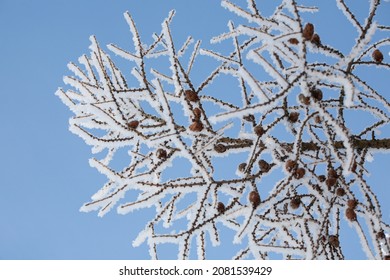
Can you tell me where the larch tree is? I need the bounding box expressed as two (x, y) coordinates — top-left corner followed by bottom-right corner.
(56, 0), (390, 259)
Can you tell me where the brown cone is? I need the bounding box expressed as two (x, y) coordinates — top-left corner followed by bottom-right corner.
(156, 148), (167, 159)
(345, 208), (357, 221)
(185, 89), (199, 102)
(310, 33), (321, 46)
(303, 23), (314, 40)
(214, 143), (227, 153)
(326, 177), (337, 188)
(127, 120), (139, 129)
(290, 197), (301, 209)
(217, 202), (225, 214)
(285, 160), (297, 172)
(372, 49), (383, 63)
(347, 199), (358, 209)
(288, 112), (299, 123)
(318, 175), (326, 182)
(310, 88), (323, 101)
(376, 231), (385, 240)
(294, 167), (306, 179)
(299, 94), (310, 105)
(328, 169), (338, 179)
(193, 108), (202, 120)
(238, 163), (247, 173)
(329, 235), (340, 247)
(288, 38), (299, 45)
(189, 121), (203, 132)
(258, 160), (270, 173)
(336, 187), (346, 196)
(254, 125), (265, 137)
(249, 191), (261, 208)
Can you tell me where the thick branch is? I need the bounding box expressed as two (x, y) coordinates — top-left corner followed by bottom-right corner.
(216, 137), (390, 152)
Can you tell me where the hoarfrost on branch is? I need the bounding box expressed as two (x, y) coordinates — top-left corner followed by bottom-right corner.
(56, 0), (390, 259)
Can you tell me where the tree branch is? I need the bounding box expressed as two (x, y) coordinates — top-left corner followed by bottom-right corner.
(216, 137), (390, 152)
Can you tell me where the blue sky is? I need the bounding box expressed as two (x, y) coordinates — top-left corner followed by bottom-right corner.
(0, 0), (389, 260)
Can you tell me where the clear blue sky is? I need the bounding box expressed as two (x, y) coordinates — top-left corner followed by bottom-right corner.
(0, 0), (389, 260)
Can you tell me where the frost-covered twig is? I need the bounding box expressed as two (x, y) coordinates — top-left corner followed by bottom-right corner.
(57, 1), (390, 259)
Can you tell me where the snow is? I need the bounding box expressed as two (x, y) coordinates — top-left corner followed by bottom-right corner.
(123, 12), (143, 57)
(107, 44), (141, 62)
(336, 0), (363, 32)
(246, 50), (289, 89)
(56, 0), (390, 260)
